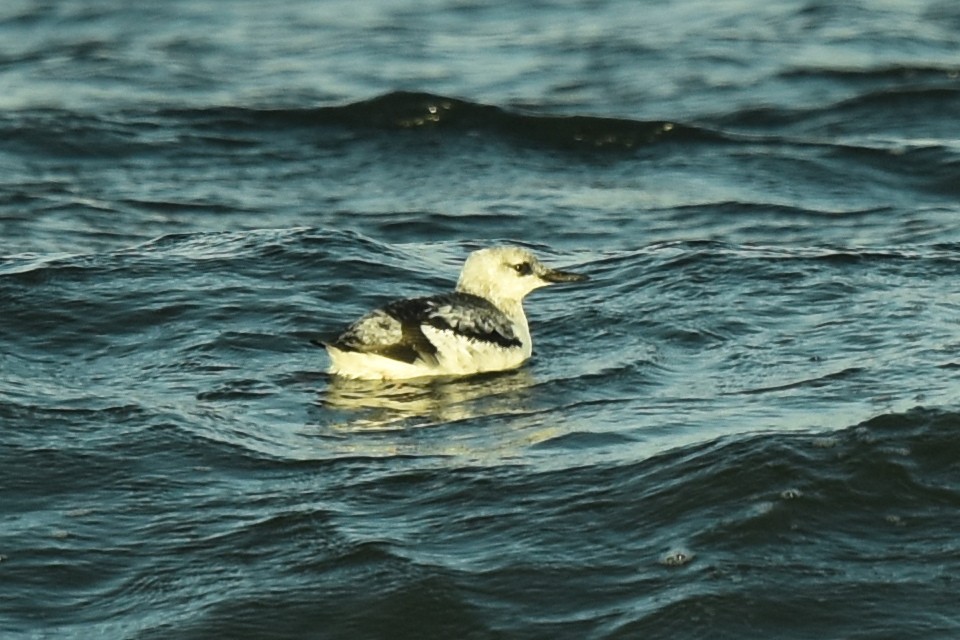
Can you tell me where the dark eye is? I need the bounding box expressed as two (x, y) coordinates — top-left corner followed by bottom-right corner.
(512, 262), (534, 276)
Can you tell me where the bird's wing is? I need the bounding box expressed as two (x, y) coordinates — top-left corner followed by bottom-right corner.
(327, 293), (520, 365)
(329, 297), (446, 365)
(420, 293), (522, 349)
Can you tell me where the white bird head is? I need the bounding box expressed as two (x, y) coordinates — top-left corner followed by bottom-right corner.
(455, 246), (587, 308)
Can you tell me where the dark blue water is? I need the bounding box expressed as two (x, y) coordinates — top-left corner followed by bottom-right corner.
(3, 1), (960, 638)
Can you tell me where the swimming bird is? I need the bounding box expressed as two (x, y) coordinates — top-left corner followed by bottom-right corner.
(322, 246), (587, 380)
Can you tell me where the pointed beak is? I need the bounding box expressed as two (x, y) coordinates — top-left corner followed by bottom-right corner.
(540, 267), (588, 284)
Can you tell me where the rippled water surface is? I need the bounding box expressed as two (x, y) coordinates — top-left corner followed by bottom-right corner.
(2, 1), (960, 638)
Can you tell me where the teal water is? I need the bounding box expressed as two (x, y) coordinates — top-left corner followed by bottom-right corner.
(2, 1), (960, 638)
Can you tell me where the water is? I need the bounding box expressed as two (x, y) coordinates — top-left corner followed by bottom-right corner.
(2, 0), (960, 638)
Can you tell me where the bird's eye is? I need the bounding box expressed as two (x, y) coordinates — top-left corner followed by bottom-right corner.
(512, 262), (534, 276)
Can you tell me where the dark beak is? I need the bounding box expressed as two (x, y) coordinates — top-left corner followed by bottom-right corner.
(540, 268), (588, 284)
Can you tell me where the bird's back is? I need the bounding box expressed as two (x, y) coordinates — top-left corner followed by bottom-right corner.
(326, 292), (529, 380)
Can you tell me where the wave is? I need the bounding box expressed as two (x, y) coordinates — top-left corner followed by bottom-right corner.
(715, 83), (960, 133)
(160, 90), (722, 150)
(0, 91), (715, 158)
(781, 63), (960, 84)
(5, 86), (960, 160)
(179, 407), (959, 637)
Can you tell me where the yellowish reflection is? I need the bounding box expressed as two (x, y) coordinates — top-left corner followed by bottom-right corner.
(320, 368), (537, 430)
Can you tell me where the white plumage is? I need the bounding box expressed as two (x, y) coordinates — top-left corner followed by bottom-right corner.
(322, 246), (587, 380)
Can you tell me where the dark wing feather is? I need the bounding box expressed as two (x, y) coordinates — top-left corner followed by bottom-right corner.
(420, 293), (521, 349)
(328, 299), (439, 365)
(327, 293), (520, 365)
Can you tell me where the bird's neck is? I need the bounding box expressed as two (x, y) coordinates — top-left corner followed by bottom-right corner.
(508, 302), (532, 356)
(495, 297), (527, 327)
(458, 283), (522, 318)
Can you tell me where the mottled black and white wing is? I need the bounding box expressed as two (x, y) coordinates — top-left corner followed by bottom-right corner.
(326, 292), (519, 366)
(421, 293), (521, 349)
(327, 304), (439, 365)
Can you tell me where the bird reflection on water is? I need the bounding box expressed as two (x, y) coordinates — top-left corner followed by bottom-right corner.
(319, 368), (539, 432)
(309, 368), (565, 462)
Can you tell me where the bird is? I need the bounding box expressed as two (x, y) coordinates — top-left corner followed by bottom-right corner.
(321, 246), (587, 380)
